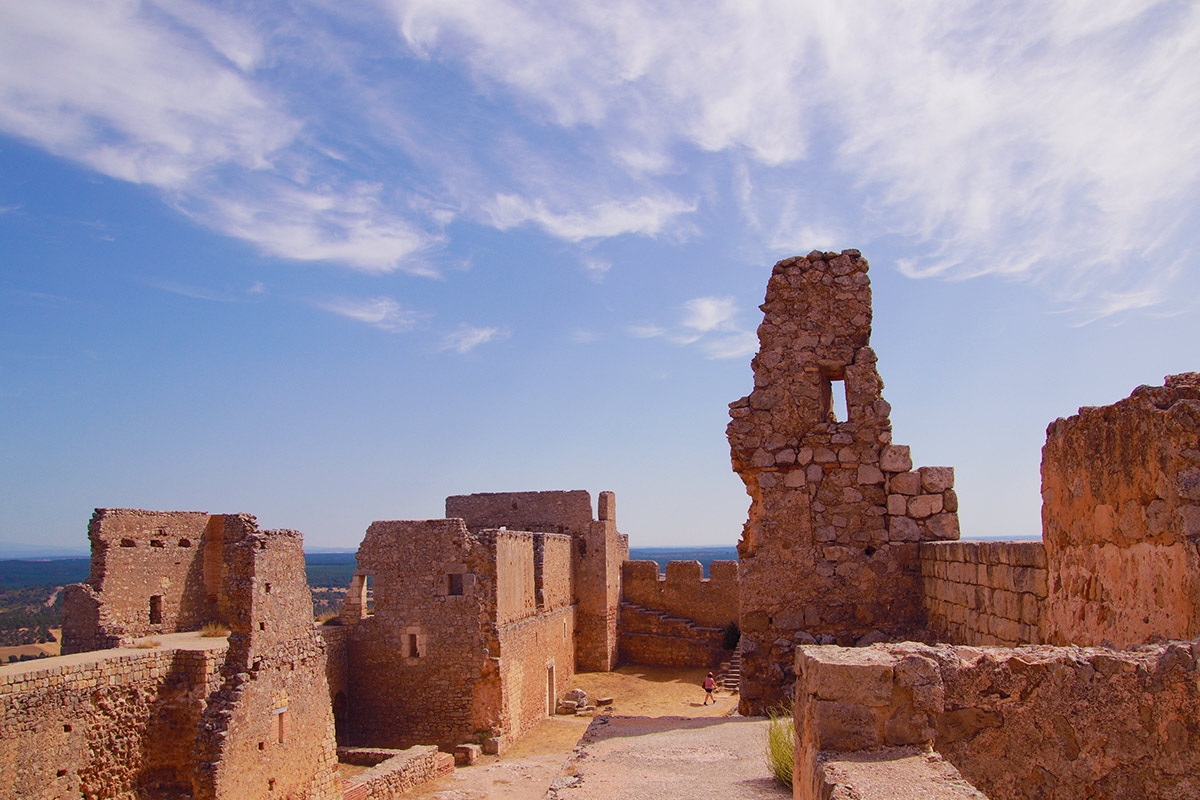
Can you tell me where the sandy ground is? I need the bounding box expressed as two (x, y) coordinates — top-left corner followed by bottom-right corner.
(397, 665), (785, 800)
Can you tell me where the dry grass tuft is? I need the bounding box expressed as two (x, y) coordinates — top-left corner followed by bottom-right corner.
(765, 701), (795, 790)
(200, 622), (231, 638)
(131, 639), (161, 649)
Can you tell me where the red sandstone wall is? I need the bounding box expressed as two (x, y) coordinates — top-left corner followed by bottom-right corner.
(63, 509), (215, 651)
(536, 533), (573, 611)
(0, 646), (225, 800)
(196, 527), (339, 800)
(620, 559), (739, 629)
(728, 250), (960, 714)
(446, 490), (594, 535)
(921, 542), (1047, 646)
(496, 606), (576, 747)
(345, 519), (497, 751)
(794, 641), (1200, 800)
(1041, 374), (1200, 648)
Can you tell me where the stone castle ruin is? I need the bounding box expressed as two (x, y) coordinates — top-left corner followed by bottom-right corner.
(728, 249), (960, 713)
(730, 250), (1200, 799)
(324, 490), (627, 752)
(3, 490), (737, 799)
(5, 248), (1200, 800)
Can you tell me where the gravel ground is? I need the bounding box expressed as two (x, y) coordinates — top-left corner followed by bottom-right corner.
(397, 666), (786, 800)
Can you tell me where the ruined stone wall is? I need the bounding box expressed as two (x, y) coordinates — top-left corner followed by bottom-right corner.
(495, 606), (576, 747)
(317, 623), (351, 742)
(921, 542), (1047, 646)
(536, 532), (574, 611)
(794, 641), (1200, 800)
(1041, 374), (1200, 648)
(621, 560), (739, 629)
(617, 602), (725, 668)
(496, 531), (537, 626)
(340, 746), (454, 800)
(343, 519), (499, 751)
(62, 509), (219, 653)
(195, 526), (339, 800)
(729, 250), (959, 714)
(446, 489), (623, 672)
(447, 490), (595, 535)
(0, 644), (225, 800)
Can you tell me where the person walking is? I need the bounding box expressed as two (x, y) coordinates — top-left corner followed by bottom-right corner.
(703, 671), (716, 705)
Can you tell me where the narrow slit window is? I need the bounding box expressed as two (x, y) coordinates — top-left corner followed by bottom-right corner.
(448, 573), (464, 596)
(408, 633), (419, 658)
(831, 379), (849, 422)
(149, 595), (163, 624)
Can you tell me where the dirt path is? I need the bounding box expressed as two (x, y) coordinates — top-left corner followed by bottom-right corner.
(399, 665), (785, 800)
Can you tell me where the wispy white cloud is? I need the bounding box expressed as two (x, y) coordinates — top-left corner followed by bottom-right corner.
(439, 324), (510, 354)
(315, 296), (427, 332)
(0, 2), (441, 274)
(628, 323), (665, 339)
(630, 296), (755, 359)
(389, 0), (1200, 315)
(484, 193), (694, 242)
(582, 258), (611, 283)
(148, 279), (242, 303)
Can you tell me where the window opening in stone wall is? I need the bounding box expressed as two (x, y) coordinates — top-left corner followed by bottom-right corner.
(264, 582), (272, 594)
(150, 539), (164, 548)
(120, 538), (136, 548)
(547, 664), (556, 716)
(407, 633), (419, 658)
(820, 370), (850, 422)
(178, 538), (191, 547)
(275, 709), (287, 744)
(448, 573), (464, 596)
(149, 595), (162, 624)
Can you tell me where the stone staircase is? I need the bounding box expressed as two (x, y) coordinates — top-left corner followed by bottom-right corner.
(617, 601), (726, 668)
(718, 639), (742, 693)
(715, 638), (734, 695)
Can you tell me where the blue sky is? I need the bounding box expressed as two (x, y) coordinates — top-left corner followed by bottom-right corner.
(2, 1), (1199, 553)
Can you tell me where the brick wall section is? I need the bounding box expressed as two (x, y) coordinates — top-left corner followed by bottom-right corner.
(194, 526), (340, 800)
(621, 560), (739, 628)
(343, 519), (496, 751)
(728, 250), (960, 714)
(1041, 373), (1200, 648)
(0, 643), (225, 800)
(617, 603), (724, 668)
(339, 746), (454, 800)
(536, 533), (574, 611)
(496, 605), (575, 744)
(794, 641), (1200, 800)
(445, 489), (625, 672)
(920, 542), (1048, 646)
(62, 509), (219, 652)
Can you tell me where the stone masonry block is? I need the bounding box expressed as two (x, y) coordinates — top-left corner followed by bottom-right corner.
(880, 446), (914, 473)
(812, 701), (883, 752)
(887, 495), (908, 515)
(908, 494), (943, 519)
(889, 471), (922, 495)
(920, 467), (955, 493)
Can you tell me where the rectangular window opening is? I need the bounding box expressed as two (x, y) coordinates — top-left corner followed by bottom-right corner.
(832, 378), (849, 422)
(408, 633), (419, 658)
(275, 709), (287, 744)
(448, 573), (464, 596)
(149, 595), (163, 625)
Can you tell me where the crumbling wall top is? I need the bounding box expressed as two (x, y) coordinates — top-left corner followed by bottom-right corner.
(446, 490), (597, 535)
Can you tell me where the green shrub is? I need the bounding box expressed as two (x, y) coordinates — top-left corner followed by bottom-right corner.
(765, 702), (795, 790)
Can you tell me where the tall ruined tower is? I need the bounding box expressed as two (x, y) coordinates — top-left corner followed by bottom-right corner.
(728, 250), (960, 713)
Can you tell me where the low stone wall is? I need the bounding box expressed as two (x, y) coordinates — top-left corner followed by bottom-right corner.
(339, 745), (454, 800)
(920, 541), (1047, 646)
(0, 643), (225, 800)
(794, 641), (1200, 800)
(617, 602), (725, 668)
(621, 560), (739, 629)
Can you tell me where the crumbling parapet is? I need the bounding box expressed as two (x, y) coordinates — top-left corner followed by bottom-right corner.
(1041, 373), (1200, 648)
(795, 641), (1200, 800)
(729, 250), (959, 714)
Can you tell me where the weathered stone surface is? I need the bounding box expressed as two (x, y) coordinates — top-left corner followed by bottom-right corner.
(727, 251), (960, 714)
(1041, 374), (1200, 648)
